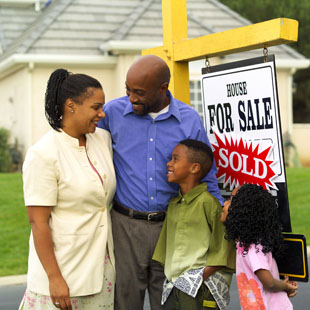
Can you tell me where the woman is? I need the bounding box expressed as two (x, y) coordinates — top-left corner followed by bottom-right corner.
(19, 69), (116, 310)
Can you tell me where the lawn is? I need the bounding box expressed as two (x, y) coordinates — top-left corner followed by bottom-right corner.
(0, 169), (309, 276)
(286, 168), (310, 238)
(0, 173), (29, 276)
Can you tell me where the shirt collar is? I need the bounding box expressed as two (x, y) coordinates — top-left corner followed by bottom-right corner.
(55, 129), (90, 149)
(177, 183), (208, 204)
(123, 91), (181, 123)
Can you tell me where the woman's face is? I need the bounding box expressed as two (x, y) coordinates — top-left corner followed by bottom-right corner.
(73, 87), (105, 135)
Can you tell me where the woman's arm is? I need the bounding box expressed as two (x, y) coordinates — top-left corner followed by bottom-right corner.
(255, 269), (298, 296)
(27, 206), (72, 310)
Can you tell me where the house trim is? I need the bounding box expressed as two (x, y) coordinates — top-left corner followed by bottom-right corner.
(0, 54), (118, 80)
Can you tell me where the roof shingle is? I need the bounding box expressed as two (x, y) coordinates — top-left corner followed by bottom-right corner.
(0, 0), (307, 62)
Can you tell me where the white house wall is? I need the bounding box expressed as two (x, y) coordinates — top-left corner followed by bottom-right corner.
(292, 125), (310, 166)
(29, 66), (117, 147)
(276, 69), (290, 135)
(0, 58), (309, 167)
(112, 54), (140, 98)
(0, 67), (31, 154)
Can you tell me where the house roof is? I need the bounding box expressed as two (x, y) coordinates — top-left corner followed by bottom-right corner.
(0, 0), (308, 67)
(0, 0), (48, 53)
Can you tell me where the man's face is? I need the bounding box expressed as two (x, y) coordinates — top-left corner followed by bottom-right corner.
(125, 69), (167, 116)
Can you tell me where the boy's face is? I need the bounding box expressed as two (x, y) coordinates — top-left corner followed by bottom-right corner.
(167, 144), (194, 184)
(220, 186), (240, 223)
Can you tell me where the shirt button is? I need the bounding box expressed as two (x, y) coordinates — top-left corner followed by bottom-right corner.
(101, 207), (106, 212)
(150, 196), (154, 200)
(182, 198), (185, 202)
(149, 177), (153, 181)
(149, 157), (152, 161)
(103, 174), (106, 179)
(93, 160), (97, 165)
(150, 138), (154, 142)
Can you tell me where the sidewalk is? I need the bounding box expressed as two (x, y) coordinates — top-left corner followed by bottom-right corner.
(0, 274), (26, 287)
(1, 247), (310, 287)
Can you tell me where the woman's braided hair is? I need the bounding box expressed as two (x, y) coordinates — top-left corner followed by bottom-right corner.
(45, 68), (102, 131)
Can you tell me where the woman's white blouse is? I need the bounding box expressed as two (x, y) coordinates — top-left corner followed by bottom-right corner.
(23, 128), (116, 297)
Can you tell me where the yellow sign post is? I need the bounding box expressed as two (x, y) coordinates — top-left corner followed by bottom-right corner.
(142, 0), (298, 105)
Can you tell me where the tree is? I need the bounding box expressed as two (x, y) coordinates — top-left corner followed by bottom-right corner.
(220, 0), (310, 123)
(0, 128), (12, 172)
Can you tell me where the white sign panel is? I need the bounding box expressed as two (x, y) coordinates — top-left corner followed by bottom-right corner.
(201, 56), (291, 231)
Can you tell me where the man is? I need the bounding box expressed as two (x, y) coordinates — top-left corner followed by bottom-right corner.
(98, 55), (224, 310)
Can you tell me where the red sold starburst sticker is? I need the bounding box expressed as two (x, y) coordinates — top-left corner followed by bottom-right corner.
(212, 133), (277, 191)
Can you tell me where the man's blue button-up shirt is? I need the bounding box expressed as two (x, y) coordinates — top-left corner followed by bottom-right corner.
(98, 93), (224, 212)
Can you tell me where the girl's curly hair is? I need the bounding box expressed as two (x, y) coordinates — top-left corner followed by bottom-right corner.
(224, 184), (285, 259)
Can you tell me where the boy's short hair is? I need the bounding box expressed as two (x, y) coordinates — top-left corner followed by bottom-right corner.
(179, 139), (214, 178)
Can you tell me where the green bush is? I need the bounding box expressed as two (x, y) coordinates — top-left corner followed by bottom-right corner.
(0, 128), (12, 172)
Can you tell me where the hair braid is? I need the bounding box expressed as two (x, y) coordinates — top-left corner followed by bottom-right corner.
(44, 68), (102, 131)
(45, 69), (69, 131)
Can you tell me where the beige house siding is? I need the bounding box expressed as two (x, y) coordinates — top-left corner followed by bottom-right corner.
(2, 55), (304, 166)
(27, 65), (118, 145)
(0, 1), (308, 166)
(0, 61), (309, 167)
(0, 68), (31, 154)
(277, 69), (292, 136)
(292, 125), (310, 166)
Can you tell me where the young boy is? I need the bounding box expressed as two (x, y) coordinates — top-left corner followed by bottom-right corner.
(153, 139), (236, 310)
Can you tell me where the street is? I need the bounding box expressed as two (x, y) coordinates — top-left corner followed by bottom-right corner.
(1, 269), (309, 310)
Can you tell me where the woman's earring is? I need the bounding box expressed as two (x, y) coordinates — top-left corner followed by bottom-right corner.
(71, 110), (74, 113)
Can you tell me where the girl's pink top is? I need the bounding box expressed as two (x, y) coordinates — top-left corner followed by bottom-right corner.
(236, 243), (293, 310)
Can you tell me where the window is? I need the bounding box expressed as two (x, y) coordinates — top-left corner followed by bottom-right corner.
(190, 80), (203, 120)
(292, 69), (310, 124)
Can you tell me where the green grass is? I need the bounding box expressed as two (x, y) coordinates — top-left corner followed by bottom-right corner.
(286, 167), (310, 240)
(0, 173), (30, 276)
(0, 169), (309, 276)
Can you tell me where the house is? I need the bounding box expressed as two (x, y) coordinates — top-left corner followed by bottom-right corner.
(0, 0), (309, 165)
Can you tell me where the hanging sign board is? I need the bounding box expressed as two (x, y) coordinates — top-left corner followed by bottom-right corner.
(201, 55), (291, 232)
(277, 234), (308, 282)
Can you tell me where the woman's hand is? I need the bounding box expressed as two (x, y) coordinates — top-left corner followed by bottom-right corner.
(49, 274), (72, 309)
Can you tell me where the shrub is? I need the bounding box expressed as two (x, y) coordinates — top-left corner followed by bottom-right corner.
(0, 128), (12, 172)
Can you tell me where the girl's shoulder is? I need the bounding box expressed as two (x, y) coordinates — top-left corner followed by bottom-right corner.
(237, 242), (263, 254)
(237, 242), (273, 259)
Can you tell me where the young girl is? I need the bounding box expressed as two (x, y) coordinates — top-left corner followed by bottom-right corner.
(224, 184), (298, 310)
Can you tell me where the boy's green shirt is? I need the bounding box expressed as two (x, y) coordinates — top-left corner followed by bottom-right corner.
(153, 183), (235, 282)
